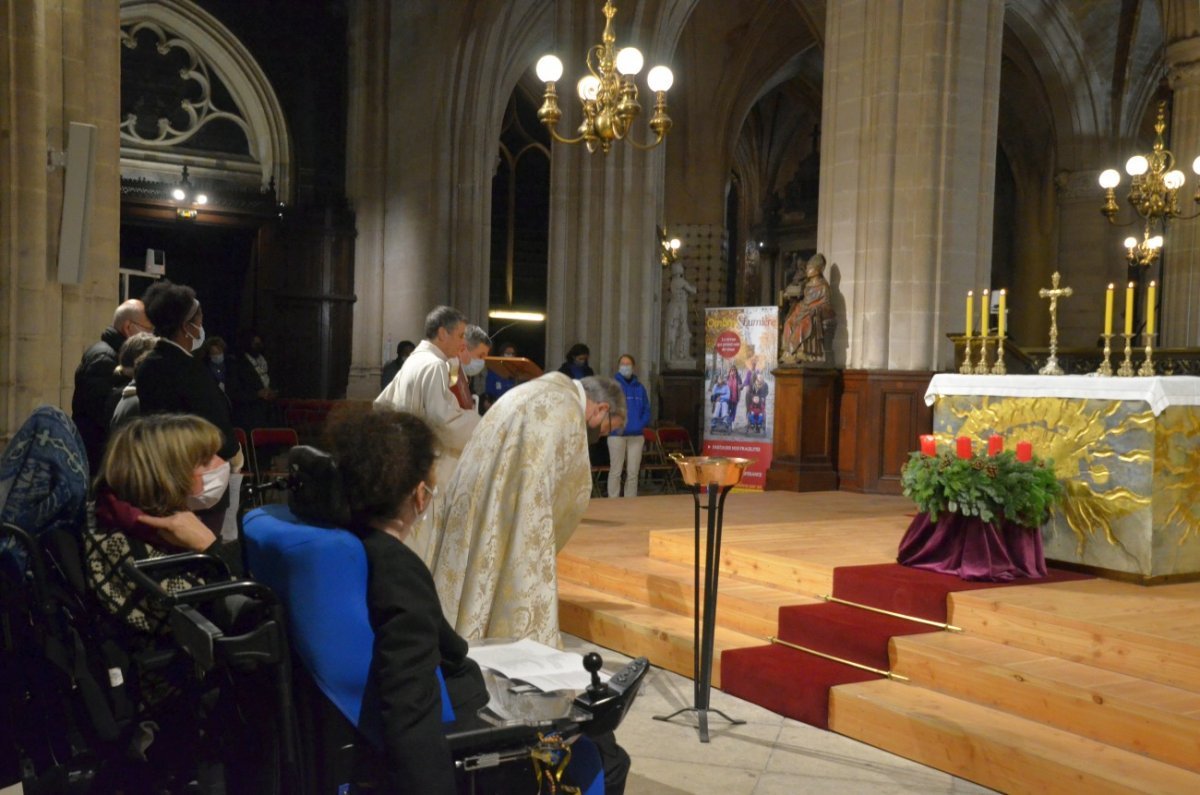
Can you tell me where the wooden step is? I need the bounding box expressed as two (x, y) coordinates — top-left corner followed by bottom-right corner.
(557, 579), (762, 688)
(830, 679), (1200, 794)
(949, 579), (1200, 692)
(891, 632), (1200, 772)
(648, 529), (837, 595)
(557, 550), (811, 638)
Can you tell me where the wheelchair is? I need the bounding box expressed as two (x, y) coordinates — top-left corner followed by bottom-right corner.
(237, 447), (649, 794)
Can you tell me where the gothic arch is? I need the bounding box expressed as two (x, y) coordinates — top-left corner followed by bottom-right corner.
(118, 0), (293, 201)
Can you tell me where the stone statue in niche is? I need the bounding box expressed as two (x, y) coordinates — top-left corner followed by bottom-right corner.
(665, 260), (698, 369)
(780, 253), (836, 365)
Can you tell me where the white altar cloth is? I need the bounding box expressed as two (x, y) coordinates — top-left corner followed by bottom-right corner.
(925, 374), (1200, 416)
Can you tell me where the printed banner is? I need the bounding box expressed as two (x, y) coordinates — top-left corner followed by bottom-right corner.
(702, 306), (778, 489)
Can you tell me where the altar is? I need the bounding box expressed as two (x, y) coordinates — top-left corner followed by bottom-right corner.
(924, 374), (1200, 583)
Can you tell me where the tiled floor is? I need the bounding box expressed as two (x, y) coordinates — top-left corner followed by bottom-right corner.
(562, 635), (996, 795)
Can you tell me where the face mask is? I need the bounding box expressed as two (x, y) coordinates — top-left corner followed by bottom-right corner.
(618, 365), (633, 379)
(188, 321), (206, 352)
(463, 358), (485, 377)
(187, 459), (230, 511)
(210, 354), (225, 365)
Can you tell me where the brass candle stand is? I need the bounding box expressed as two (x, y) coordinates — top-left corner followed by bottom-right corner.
(1137, 333), (1156, 377)
(989, 335), (1007, 375)
(1116, 333), (1135, 377)
(959, 337), (974, 374)
(1095, 333), (1114, 377)
(973, 337), (991, 374)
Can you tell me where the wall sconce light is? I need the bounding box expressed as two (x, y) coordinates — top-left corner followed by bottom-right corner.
(658, 225), (681, 267)
(172, 165), (208, 218)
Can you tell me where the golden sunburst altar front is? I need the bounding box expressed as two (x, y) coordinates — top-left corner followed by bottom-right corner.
(926, 374), (1200, 583)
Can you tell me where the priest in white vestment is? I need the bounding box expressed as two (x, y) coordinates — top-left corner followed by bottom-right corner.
(375, 306), (480, 565)
(432, 373), (626, 647)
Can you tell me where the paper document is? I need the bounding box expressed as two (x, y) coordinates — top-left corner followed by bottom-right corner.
(468, 638), (610, 692)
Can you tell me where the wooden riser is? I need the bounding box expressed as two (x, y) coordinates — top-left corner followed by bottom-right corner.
(830, 680), (1200, 795)
(891, 632), (1200, 773)
(557, 551), (810, 639)
(557, 580), (762, 688)
(648, 530), (837, 596)
(949, 580), (1200, 692)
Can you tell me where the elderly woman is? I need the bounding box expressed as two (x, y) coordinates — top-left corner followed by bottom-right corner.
(85, 414), (237, 634)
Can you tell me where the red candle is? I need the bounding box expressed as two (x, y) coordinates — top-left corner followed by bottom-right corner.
(987, 435), (1003, 456)
(956, 436), (973, 459)
(919, 434), (936, 457)
(1016, 440), (1033, 463)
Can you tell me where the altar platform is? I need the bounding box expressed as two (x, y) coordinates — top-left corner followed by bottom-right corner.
(559, 491), (1200, 793)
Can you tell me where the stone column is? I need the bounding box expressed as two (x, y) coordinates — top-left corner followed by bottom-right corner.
(1164, 33), (1200, 348)
(1, 0), (120, 441)
(817, 0), (1004, 370)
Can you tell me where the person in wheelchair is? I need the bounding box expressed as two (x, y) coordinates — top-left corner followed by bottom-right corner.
(85, 413), (240, 635)
(249, 407), (631, 793)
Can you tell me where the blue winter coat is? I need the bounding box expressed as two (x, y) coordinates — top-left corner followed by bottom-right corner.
(614, 374), (651, 437)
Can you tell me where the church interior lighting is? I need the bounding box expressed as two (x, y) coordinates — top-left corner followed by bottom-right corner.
(534, 0), (673, 154)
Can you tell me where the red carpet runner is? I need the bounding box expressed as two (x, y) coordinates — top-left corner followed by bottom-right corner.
(719, 563), (1090, 729)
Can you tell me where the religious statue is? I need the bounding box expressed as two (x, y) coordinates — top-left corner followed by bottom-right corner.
(780, 253), (836, 365)
(665, 260), (697, 369)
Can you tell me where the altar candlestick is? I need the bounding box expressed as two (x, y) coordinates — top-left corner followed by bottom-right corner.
(956, 436), (973, 459)
(980, 289), (990, 337)
(965, 290), (974, 338)
(1016, 441), (1032, 463)
(919, 434), (936, 457)
(997, 289), (1006, 338)
(1104, 284), (1114, 336)
(1146, 281), (1156, 336)
(987, 435), (1004, 456)
(1124, 282), (1134, 336)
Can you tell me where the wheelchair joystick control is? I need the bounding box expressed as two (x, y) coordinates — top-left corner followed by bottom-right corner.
(583, 652), (607, 696)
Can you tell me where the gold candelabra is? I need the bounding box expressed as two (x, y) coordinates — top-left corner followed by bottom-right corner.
(535, 1), (674, 154)
(1117, 333), (1135, 377)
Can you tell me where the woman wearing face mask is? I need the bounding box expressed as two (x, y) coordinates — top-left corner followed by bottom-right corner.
(84, 414), (240, 634)
(607, 354), (652, 498)
(136, 280), (242, 530)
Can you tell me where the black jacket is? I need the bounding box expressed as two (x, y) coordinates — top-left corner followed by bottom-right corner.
(358, 528), (482, 794)
(135, 340), (239, 460)
(72, 327), (125, 472)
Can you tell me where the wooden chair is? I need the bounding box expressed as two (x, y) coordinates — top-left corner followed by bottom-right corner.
(233, 427), (253, 475)
(654, 426), (696, 492)
(249, 427), (299, 481)
(638, 428), (677, 494)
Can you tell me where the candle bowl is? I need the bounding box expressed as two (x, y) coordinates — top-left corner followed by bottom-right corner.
(668, 453), (754, 488)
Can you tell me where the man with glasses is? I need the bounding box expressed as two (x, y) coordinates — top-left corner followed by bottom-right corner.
(432, 372), (626, 648)
(71, 298), (152, 471)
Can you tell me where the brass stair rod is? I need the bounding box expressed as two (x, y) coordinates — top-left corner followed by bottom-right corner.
(821, 594), (962, 633)
(768, 636), (909, 682)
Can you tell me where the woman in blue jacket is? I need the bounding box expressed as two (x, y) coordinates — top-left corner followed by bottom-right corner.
(607, 354), (652, 497)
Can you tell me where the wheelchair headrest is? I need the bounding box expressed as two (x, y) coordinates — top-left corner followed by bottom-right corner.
(284, 446), (352, 528)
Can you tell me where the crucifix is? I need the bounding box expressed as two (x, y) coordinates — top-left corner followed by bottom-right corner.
(1038, 271), (1073, 375)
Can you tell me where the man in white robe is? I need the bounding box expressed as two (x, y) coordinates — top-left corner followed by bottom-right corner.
(375, 306), (479, 565)
(432, 373), (626, 647)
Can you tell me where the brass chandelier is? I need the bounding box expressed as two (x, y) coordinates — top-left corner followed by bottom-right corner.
(535, 0), (674, 154)
(1098, 101), (1200, 268)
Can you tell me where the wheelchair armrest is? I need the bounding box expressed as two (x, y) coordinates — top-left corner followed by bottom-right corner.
(573, 656), (649, 737)
(128, 551), (230, 583)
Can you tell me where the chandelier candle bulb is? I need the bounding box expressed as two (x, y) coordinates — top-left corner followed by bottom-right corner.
(1147, 281), (1156, 336)
(1104, 283), (1114, 335)
(1016, 441), (1033, 463)
(987, 435), (1004, 456)
(997, 289), (1006, 338)
(956, 437), (973, 460)
(919, 434), (936, 457)
(1125, 282), (1135, 336)
(980, 289), (990, 337)
(965, 290), (973, 338)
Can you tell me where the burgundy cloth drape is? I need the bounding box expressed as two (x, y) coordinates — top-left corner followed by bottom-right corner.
(897, 512), (1046, 582)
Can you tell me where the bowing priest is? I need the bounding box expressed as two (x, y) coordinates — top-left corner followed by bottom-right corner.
(375, 306), (480, 565)
(432, 372), (626, 646)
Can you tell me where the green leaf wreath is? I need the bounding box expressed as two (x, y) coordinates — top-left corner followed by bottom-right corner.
(900, 449), (1063, 527)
